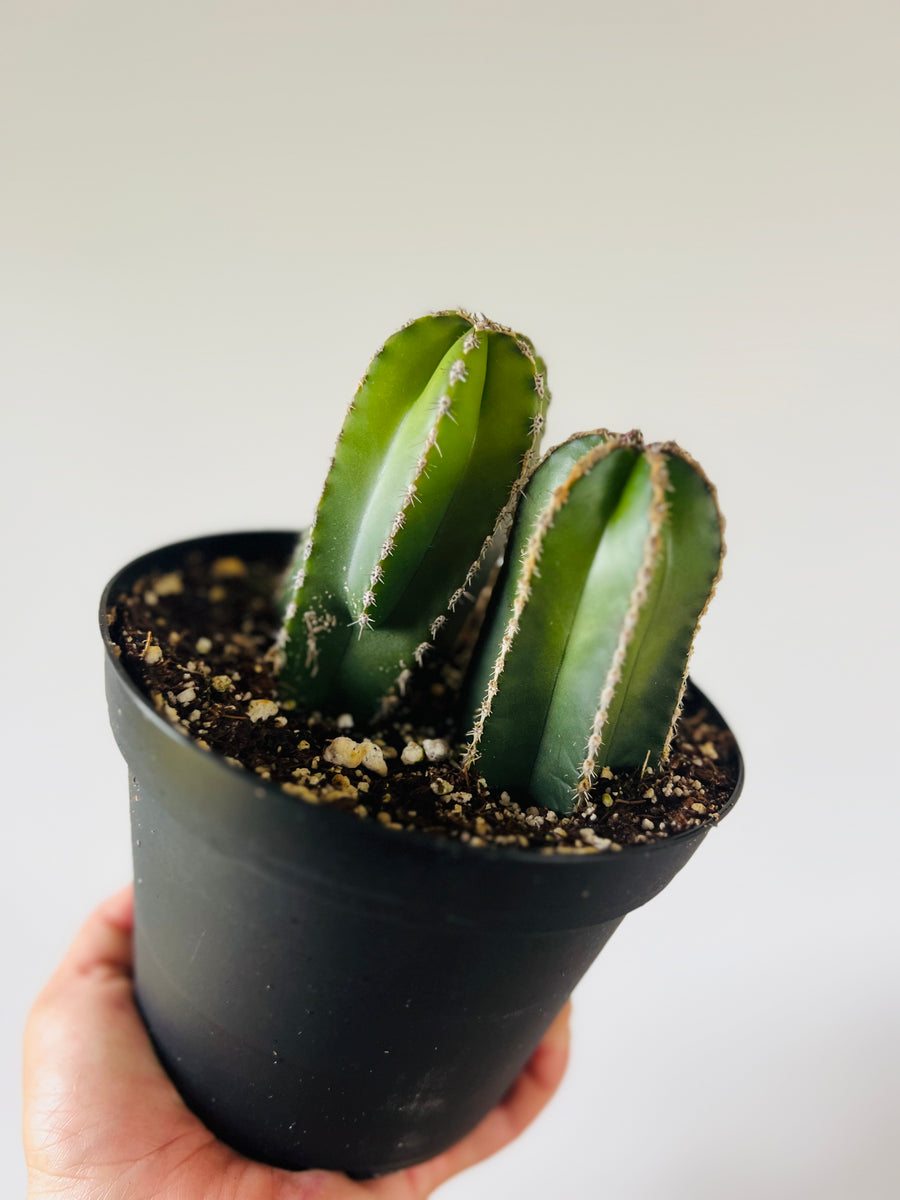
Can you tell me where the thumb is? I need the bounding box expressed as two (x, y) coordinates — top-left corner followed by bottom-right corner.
(23, 886), (194, 1172)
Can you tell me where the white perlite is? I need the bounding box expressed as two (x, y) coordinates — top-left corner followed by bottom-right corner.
(422, 738), (450, 762)
(195, 636), (213, 655)
(361, 742), (388, 776)
(579, 829), (613, 851)
(323, 737), (366, 768)
(323, 736), (388, 777)
(401, 742), (424, 765)
(143, 643), (163, 665)
(247, 698), (279, 723)
(154, 571), (184, 597)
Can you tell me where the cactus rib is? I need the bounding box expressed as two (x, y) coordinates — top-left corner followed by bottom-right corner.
(462, 432), (626, 765)
(575, 446), (670, 798)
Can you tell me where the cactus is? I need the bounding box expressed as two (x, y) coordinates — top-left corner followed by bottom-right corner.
(277, 308), (725, 818)
(461, 431), (724, 814)
(278, 311), (548, 717)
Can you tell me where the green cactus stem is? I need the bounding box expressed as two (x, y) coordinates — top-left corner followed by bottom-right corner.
(462, 431), (724, 813)
(278, 310), (548, 717)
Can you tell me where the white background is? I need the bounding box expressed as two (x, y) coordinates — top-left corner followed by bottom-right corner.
(3, 2), (899, 1196)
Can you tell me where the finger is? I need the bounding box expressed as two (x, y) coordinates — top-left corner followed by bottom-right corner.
(24, 885), (197, 1172)
(498, 999), (572, 1124)
(372, 1002), (572, 1198)
(25, 881), (175, 1116)
(40, 884), (135, 1000)
(26, 883), (152, 1081)
(272, 1168), (389, 1200)
(462, 1001), (572, 1155)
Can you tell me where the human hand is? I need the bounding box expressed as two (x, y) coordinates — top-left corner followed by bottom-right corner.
(23, 886), (571, 1199)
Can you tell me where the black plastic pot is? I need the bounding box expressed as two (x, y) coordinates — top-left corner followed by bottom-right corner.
(101, 531), (743, 1178)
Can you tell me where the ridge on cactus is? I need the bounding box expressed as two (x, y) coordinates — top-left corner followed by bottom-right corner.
(462, 430), (724, 813)
(277, 310), (549, 719)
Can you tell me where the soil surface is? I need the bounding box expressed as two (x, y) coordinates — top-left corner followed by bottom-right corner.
(107, 547), (739, 855)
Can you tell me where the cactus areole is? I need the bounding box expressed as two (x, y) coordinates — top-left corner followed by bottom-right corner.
(101, 310), (742, 1177)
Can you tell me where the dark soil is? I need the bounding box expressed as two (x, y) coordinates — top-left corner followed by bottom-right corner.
(106, 547), (739, 854)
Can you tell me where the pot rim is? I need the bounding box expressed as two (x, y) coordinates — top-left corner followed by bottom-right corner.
(100, 528), (744, 872)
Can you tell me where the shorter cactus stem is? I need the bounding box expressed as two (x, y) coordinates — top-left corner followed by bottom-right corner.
(462, 434), (623, 769)
(464, 431), (724, 814)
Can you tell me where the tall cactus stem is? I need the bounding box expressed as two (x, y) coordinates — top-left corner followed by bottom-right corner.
(279, 309), (549, 716)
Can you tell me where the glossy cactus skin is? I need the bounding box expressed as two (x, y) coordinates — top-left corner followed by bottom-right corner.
(463, 431), (724, 814)
(279, 311), (548, 717)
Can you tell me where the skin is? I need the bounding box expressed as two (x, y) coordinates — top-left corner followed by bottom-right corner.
(23, 887), (571, 1200)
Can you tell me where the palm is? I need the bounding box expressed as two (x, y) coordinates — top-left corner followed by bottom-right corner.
(24, 888), (570, 1200)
